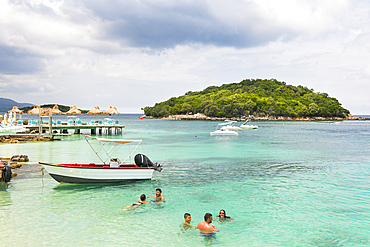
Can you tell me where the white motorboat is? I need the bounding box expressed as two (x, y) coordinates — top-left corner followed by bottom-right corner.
(40, 136), (163, 183)
(0, 125), (26, 133)
(240, 120), (258, 129)
(221, 120), (242, 130)
(1, 112), (26, 133)
(210, 123), (238, 136)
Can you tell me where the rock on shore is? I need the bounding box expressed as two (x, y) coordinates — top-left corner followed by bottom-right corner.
(0, 135), (54, 143)
(144, 113), (368, 121)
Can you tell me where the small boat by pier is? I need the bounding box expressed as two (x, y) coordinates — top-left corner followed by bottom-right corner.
(40, 136), (163, 183)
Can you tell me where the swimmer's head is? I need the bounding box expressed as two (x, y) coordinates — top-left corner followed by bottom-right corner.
(140, 194), (146, 201)
(184, 213), (191, 222)
(204, 213), (213, 223)
(156, 188), (162, 196)
(219, 209), (226, 217)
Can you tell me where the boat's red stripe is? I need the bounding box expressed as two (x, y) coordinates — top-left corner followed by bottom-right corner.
(39, 162), (154, 169)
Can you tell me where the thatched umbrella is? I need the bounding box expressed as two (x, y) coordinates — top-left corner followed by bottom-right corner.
(27, 106), (41, 115)
(104, 106), (120, 115)
(66, 105), (81, 115)
(8, 106), (23, 115)
(26, 106), (43, 125)
(87, 106), (103, 115)
(51, 105), (63, 115)
(49, 105), (63, 124)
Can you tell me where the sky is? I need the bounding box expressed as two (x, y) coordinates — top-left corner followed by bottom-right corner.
(0, 0), (369, 114)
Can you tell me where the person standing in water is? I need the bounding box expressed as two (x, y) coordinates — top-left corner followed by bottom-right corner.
(147, 188), (165, 203)
(196, 213), (219, 236)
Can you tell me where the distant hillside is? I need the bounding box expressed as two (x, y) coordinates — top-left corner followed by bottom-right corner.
(20, 104), (89, 113)
(0, 98), (34, 112)
(143, 79), (350, 118)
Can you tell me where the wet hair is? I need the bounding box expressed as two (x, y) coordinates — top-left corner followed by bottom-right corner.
(184, 213), (191, 219)
(218, 209), (231, 218)
(204, 213), (212, 221)
(140, 194), (146, 201)
(156, 188), (162, 193)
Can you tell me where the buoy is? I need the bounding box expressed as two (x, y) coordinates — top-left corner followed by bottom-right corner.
(195, 135), (197, 137)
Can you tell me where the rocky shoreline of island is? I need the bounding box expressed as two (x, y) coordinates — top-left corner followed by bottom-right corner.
(143, 113), (369, 121)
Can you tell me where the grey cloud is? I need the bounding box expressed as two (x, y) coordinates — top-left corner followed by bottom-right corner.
(74, 0), (293, 49)
(0, 46), (46, 75)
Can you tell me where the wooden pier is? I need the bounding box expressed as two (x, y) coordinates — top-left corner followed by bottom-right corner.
(25, 123), (125, 135)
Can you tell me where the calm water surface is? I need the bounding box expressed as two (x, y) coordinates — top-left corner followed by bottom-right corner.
(0, 115), (369, 246)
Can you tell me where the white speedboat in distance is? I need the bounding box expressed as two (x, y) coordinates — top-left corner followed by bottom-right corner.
(40, 136), (163, 183)
(221, 120), (242, 130)
(240, 120), (258, 129)
(210, 123), (238, 136)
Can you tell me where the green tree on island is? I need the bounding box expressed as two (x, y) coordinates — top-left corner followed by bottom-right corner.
(143, 79), (349, 118)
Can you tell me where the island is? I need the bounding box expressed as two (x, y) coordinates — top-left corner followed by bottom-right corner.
(142, 79), (351, 120)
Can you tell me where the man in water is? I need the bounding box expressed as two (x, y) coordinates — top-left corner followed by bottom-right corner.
(196, 213), (219, 235)
(147, 188), (165, 203)
(181, 213), (197, 230)
(121, 194), (150, 211)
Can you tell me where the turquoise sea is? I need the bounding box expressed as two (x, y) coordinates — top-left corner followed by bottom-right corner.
(1, 114), (369, 246)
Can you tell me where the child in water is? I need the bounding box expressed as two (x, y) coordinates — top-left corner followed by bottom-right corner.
(180, 213), (198, 230)
(121, 194), (150, 211)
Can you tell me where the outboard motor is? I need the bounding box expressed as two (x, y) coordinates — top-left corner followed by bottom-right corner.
(134, 154), (163, 172)
(0, 161), (12, 183)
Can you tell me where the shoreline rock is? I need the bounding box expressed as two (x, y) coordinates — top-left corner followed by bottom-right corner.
(144, 113), (369, 121)
(0, 135), (54, 143)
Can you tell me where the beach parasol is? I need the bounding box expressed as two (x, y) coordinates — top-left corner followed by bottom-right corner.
(27, 106), (41, 115)
(87, 106), (103, 115)
(104, 106), (120, 115)
(51, 105), (63, 115)
(50, 105), (63, 124)
(8, 106), (23, 115)
(66, 105), (81, 115)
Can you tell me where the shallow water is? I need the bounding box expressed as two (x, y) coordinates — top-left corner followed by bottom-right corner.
(1, 115), (370, 246)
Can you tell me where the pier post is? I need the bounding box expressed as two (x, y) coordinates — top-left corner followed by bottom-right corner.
(38, 108), (42, 134)
(49, 109), (52, 134)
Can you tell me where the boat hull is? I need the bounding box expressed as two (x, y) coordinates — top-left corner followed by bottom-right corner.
(240, 125), (258, 129)
(40, 163), (155, 183)
(210, 130), (238, 136)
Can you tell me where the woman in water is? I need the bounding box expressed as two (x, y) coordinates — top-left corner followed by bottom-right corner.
(216, 209), (233, 222)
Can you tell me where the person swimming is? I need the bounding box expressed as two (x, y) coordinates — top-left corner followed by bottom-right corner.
(216, 209), (233, 222)
(121, 194), (150, 211)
